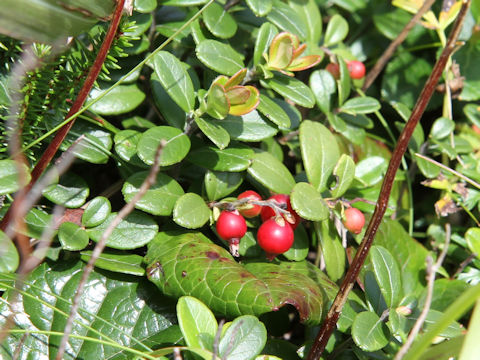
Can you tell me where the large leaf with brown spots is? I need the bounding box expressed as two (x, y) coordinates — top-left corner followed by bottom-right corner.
(145, 232), (329, 325)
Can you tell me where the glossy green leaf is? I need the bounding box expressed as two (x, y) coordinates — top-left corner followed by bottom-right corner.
(310, 70), (336, 114)
(257, 94), (290, 128)
(0, 230), (19, 273)
(340, 97), (381, 115)
(355, 156), (388, 186)
(137, 126), (191, 166)
(454, 39), (480, 101)
(352, 311), (390, 351)
(152, 51), (195, 112)
(289, 0), (322, 43)
(82, 197), (111, 228)
(331, 154), (356, 198)
(42, 172), (89, 208)
(459, 299), (480, 360)
(145, 232), (324, 325)
(196, 40), (245, 76)
(337, 57), (351, 106)
(247, 151), (296, 194)
(247, 0), (273, 16)
(0, 159), (31, 195)
(430, 117), (455, 140)
(114, 130), (146, 167)
(151, 72), (186, 129)
(206, 82), (230, 119)
(134, 0), (157, 13)
(203, 2), (237, 39)
(24, 208), (52, 239)
(87, 211), (158, 249)
(466, 227), (480, 259)
(300, 120), (340, 192)
(204, 170), (243, 201)
(395, 121), (425, 153)
(0, 260), (176, 359)
(266, 0), (307, 40)
(283, 223), (309, 261)
(267, 32), (295, 70)
(80, 250), (145, 276)
(316, 220), (345, 282)
(370, 246), (402, 308)
(177, 296), (218, 349)
(324, 14), (348, 46)
(218, 315), (267, 360)
(173, 193), (211, 229)
(187, 143), (254, 172)
(219, 111), (278, 142)
(123, 171), (184, 216)
(162, 0), (208, 5)
(195, 116), (231, 149)
(419, 279), (469, 313)
(266, 74), (315, 108)
(254, 22), (278, 65)
(88, 84), (146, 115)
(291, 182), (329, 221)
(58, 222), (89, 251)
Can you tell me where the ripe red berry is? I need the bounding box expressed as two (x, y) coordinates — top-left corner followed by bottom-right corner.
(326, 63), (340, 80)
(347, 60), (366, 79)
(216, 210), (247, 257)
(343, 207), (365, 234)
(257, 218), (294, 260)
(237, 190), (262, 218)
(260, 194), (300, 229)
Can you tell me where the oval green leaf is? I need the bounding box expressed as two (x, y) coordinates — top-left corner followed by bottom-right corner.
(283, 223), (309, 261)
(0, 230), (19, 273)
(355, 156), (388, 186)
(196, 40), (245, 76)
(88, 84), (146, 115)
(203, 2), (237, 39)
(187, 143), (253, 172)
(291, 182), (329, 221)
(219, 111), (278, 142)
(257, 94), (290, 128)
(58, 222), (89, 251)
(266, 0), (307, 40)
(340, 97), (381, 115)
(370, 246), (402, 308)
(246, 0), (273, 17)
(266, 74), (315, 108)
(173, 193), (211, 229)
(254, 22), (278, 65)
(352, 311), (390, 352)
(247, 151), (295, 194)
(310, 70), (336, 114)
(80, 250), (145, 276)
(331, 154), (356, 198)
(324, 14), (348, 46)
(195, 116), (231, 149)
(82, 196), (111, 228)
(0, 159), (31, 195)
(42, 172), (89, 208)
(204, 170), (243, 201)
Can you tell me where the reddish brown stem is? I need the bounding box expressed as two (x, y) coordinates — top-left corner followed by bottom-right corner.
(0, 0), (126, 232)
(307, 1), (471, 359)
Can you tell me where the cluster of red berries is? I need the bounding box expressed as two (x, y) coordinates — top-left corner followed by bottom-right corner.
(216, 191), (299, 260)
(216, 190), (366, 260)
(326, 60), (366, 80)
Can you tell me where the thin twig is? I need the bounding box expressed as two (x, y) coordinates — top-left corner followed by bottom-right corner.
(54, 140), (165, 360)
(212, 319), (225, 360)
(394, 223), (451, 360)
(362, 0), (436, 91)
(452, 253), (477, 279)
(306, 2), (471, 358)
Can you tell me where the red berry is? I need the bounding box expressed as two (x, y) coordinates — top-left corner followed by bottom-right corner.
(216, 210), (247, 241)
(326, 63), (340, 80)
(260, 194), (300, 229)
(257, 218), (294, 260)
(237, 190), (262, 218)
(343, 207), (365, 234)
(347, 60), (366, 79)
(473, 125), (480, 135)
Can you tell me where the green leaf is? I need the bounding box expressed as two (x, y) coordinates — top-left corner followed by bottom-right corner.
(195, 116), (231, 149)
(430, 117), (455, 140)
(87, 211), (158, 250)
(88, 84), (146, 115)
(257, 94), (291, 128)
(459, 299), (480, 360)
(355, 156), (388, 186)
(204, 170), (243, 201)
(114, 130), (146, 167)
(24, 208), (52, 239)
(58, 222), (89, 251)
(122, 171), (184, 216)
(137, 126), (191, 166)
(206, 82), (230, 119)
(0, 159), (31, 195)
(340, 97), (381, 115)
(162, 0), (208, 4)
(266, 74), (315, 108)
(203, 2), (237, 39)
(337, 56), (351, 106)
(219, 111), (278, 142)
(196, 40), (245, 76)
(218, 315), (267, 360)
(82, 197), (111, 228)
(316, 220), (345, 282)
(187, 143), (254, 172)
(454, 39), (480, 101)
(370, 246), (402, 308)
(145, 232), (324, 325)
(42, 172), (89, 208)
(290, 182), (329, 221)
(173, 193), (211, 229)
(331, 154), (356, 198)
(289, 0), (322, 43)
(352, 311), (390, 352)
(324, 14), (348, 46)
(466, 227), (480, 259)
(151, 73), (186, 129)
(247, 0), (273, 16)
(283, 223), (309, 261)
(266, 0), (307, 40)
(300, 120), (340, 192)
(80, 250), (145, 276)
(0, 260), (176, 359)
(310, 70), (336, 114)
(0, 230), (19, 273)
(152, 51), (195, 112)
(177, 296), (218, 349)
(134, 0), (157, 13)
(247, 152), (296, 194)
(419, 279), (469, 313)
(254, 22), (278, 65)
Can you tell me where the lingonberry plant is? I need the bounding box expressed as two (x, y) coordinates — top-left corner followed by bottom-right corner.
(0, 0), (479, 359)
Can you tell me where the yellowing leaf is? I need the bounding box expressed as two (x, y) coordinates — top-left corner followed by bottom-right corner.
(287, 54), (322, 72)
(229, 86), (260, 116)
(267, 32), (294, 69)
